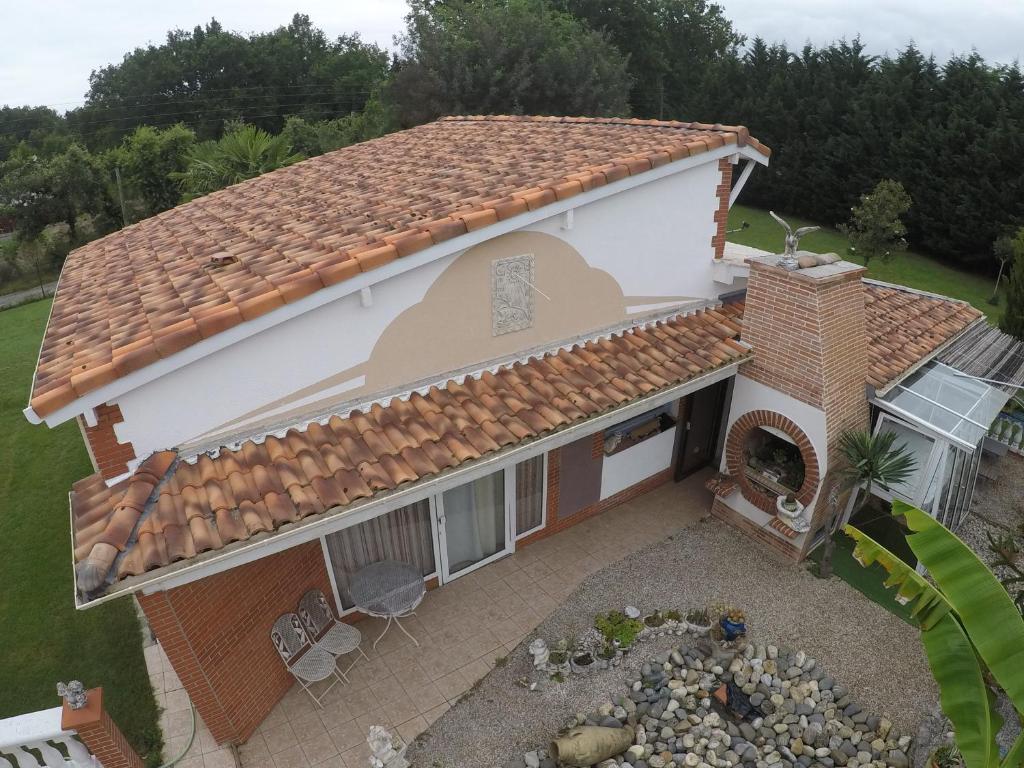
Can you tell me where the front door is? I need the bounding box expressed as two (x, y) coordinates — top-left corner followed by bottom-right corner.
(435, 469), (513, 580)
(675, 380), (728, 479)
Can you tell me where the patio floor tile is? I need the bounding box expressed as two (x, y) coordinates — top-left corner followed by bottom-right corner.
(434, 668), (472, 702)
(262, 723), (299, 755)
(271, 745), (308, 768)
(327, 720), (364, 753)
(396, 715), (427, 743)
(298, 731), (338, 765)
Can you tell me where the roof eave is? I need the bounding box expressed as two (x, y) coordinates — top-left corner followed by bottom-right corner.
(73, 353), (749, 609)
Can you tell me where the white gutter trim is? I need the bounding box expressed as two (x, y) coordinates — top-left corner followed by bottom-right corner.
(37, 144), (766, 430)
(22, 266), (70, 426)
(78, 359), (745, 609)
(728, 159), (757, 208)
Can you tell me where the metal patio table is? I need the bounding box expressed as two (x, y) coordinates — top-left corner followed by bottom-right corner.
(349, 560), (425, 649)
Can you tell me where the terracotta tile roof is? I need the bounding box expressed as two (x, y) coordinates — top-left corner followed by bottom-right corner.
(862, 281), (982, 389)
(723, 282), (977, 389)
(71, 304), (749, 596)
(30, 116), (767, 419)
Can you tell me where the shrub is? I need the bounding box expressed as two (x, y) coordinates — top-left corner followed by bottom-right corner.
(594, 611), (642, 647)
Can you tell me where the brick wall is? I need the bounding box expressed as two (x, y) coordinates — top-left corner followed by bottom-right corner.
(137, 541), (333, 745)
(724, 409), (820, 512)
(712, 159), (733, 260)
(61, 687), (143, 768)
(709, 497), (799, 560)
(517, 445), (673, 547)
(739, 261), (867, 417)
(720, 259), (871, 556)
(81, 404), (136, 480)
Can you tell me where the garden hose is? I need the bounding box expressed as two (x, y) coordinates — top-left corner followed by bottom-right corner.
(156, 703), (197, 768)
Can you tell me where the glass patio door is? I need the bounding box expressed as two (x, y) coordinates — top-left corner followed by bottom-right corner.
(435, 469), (512, 579)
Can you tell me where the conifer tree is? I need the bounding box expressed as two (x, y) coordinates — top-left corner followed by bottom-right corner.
(1000, 228), (1024, 341)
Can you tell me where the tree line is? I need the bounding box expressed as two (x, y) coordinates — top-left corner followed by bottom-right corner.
(2, 1), (1024, 286)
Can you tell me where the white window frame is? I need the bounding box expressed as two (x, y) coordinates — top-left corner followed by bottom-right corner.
(320, 452), (552, 611)
(434, 468), (516, 582)
(320, 500), (441, 617)
(515, 452), (548, 541)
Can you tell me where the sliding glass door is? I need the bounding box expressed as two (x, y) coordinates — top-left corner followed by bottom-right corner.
(321, 455), (551, 608)
(436, 470), (511, 578)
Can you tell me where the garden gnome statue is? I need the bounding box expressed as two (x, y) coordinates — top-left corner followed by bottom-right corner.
(367, 726), (408, 768)
(528, 637), (549, 668)
(769, 211), (820, 270)
(56, 681), (87, 710)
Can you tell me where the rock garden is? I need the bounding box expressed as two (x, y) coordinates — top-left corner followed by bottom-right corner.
(406, 522), (935, 768)
(513, 626), (913, 768)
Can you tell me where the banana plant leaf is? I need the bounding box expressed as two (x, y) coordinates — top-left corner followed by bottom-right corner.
(842, 521), (951, 629)
(844, 521), (1004, 768)
(895, 501), (1024, 713)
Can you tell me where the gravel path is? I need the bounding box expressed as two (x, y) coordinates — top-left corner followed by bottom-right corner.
(0, 280), (56, 309)
(409, 521), (936, 767)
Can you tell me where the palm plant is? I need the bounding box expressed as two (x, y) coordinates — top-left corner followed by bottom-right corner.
(818, 429), (917, 577)
(845, 502), (1024, 768)
(174, 125), (303, 198)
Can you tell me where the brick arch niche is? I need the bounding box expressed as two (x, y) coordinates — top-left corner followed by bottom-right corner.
(725, 410), (820, 514)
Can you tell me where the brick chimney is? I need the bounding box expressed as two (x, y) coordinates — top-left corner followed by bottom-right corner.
(741, 257), (870, 468)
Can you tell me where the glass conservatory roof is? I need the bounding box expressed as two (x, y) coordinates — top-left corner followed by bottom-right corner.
(877, 362), (1011, 449)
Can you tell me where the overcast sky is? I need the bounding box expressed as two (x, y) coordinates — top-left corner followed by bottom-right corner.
(2, 0), (1022, 110)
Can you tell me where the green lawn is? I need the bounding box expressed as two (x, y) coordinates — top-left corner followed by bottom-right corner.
(728, 205), (1002, 324)
(0, 299), (162, 763)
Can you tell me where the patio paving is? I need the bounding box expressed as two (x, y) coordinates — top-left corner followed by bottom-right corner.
(147, 470), (713, 768)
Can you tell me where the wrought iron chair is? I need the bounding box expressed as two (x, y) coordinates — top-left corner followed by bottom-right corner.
(298, 589), (369, 678)
(270, 612), (344, 707)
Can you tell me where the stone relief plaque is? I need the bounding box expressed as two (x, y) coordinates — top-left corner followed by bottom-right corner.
(491, 254), (535, 336)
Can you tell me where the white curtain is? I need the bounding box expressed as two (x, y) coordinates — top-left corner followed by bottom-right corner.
(516, 455), (545, 535)
(325, 499), (434, 609)
(442, 470), (505, 574)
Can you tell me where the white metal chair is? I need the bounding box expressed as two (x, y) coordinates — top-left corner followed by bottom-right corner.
(270, 612), (344, 707)
(298, 589), (369, 678)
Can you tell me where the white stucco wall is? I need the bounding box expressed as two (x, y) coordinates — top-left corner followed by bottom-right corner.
(525, 159), (723, 302)
(110, 157), (732, 464)
(719, 374), (829, 534)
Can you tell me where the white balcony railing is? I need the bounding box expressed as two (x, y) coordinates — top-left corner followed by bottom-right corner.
(0, 707), (96, 768)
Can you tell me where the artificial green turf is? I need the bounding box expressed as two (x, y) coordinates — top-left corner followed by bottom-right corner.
(0, 299), (162, 763)
(808, 532), (916, 625)
(728, 205), (1003, 324)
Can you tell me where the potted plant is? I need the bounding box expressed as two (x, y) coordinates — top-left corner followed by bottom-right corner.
(776, 492), (804, 520)
(719, 608), (746, 640)
(594, 611), (642, 654)
(570, 649), (596, 674)
(547, 639), (570, 675)
(663, 609), (682, 630)
(644, 609), (665, 628)
(685, 607), (712, 636)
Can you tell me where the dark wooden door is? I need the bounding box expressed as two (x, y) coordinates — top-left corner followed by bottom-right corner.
(675, 380), (728, 480)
